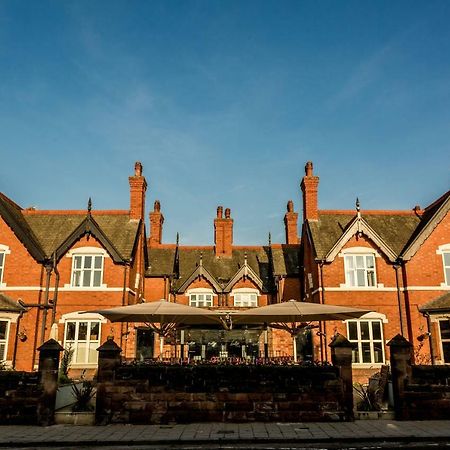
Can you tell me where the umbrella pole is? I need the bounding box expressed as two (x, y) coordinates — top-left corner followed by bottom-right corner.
(160, 335), (164, 360)
(293, 334), (297, 363)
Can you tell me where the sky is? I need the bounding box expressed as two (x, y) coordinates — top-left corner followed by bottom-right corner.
(1, 1), (449, 245)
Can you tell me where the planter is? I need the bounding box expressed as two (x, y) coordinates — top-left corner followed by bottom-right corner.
(355, 410), (395, 420)
(54, 408), (95, 425)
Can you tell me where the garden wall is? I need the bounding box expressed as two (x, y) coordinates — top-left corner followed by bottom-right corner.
(95, 334), (355, 424)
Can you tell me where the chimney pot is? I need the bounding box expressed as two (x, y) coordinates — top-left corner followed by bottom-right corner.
(305, 161), (313, 177)
(300, 161), (319, 221)
(154, 200), (161, 212)
(287, 200), (294, 212)
(135, 161), (143, 177)
(225, 208), (231, 219)
(217, 206), (223, 218)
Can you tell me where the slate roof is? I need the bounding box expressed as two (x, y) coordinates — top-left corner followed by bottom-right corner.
(308, 212), (421, 260)
(23, 213), (140, 260)
(146, 246), (300, 293)
(0, 192), (140, 262)
(419, 292), (450, 313)
(0, 293), (25, 313)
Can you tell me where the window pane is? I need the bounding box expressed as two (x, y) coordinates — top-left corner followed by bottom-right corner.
(82, 270), (91, 287)
(88, 342), (98, 364)
(348, 322), (358, 340)
(93, 271), (101, 287)
(446, 268), (450, 286)
(439, 320), (450, 340)
(361, 342), (371, 363)
(352, 348), (359, 363)
(72, 270), (81, 287)
(94, 256), (102, 269)
(367, 270), (376, 286)
(360, 322), (370, 340)
(66, 322), (76, 341)
(84, 256), (92, 268)
(355, 255), (364, 268)
(443, 253), (450, 266)
(76, 343), (87, 364)
(0, 321), (7, 340)
(0, 253), (4, 265)
(366, 255), (375, 268)
(356, 269), (365, 286)
(345, 256), (354, 269)
(78, 322), (88, 340)
(372, 321), (382, 340)
(443, 342), (450, 364)
(373, 343), (383, 363)
(74, 256), (82, 269)
(347, 270), (355, 286)
(90, 322), (100, 340)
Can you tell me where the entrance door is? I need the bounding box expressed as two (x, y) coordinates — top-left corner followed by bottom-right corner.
(136, 328), (154, 361)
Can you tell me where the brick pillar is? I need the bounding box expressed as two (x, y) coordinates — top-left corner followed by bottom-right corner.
(387, 334), (413, 420)
(149, 200), (164, 246)
(329, 333), (354, 421)
(214, 206), (233, 258)
(284, 200), (299, 244)
(96, 338), (122, 424)
(300, 161), (319, 221)
(37, 338), (64, 426)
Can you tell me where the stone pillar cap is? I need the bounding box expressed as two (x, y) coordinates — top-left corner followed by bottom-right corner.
(37, 338), (64, 352)
(97, 338), (122, 353)
(387, 334), (412, 348)
(329, 333), (356, 348)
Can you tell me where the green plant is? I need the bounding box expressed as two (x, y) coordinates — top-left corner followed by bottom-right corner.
(58, 345), (74, 384)
(353, 382), (381, 411)
(71, 380), (96, 412)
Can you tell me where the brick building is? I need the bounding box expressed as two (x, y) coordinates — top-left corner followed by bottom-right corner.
(0, 161), (449, 378)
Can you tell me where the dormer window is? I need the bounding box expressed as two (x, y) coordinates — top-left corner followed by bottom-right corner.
(67, 247), (107, 288)
(343, 252), (376, 287)
(232, 288), (259, 307)
(188, 289), (214, 308)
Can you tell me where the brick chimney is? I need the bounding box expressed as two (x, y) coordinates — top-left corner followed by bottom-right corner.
(214, 206), (233, 258)
(300, 161), (319, 221)
(129, 161), (147, 220)
(284, 200), (299, 244)
(149, 200), (164, 246)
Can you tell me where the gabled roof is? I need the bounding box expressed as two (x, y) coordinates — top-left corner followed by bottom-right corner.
(402, 191), (450, 260)
(307, 211), (421, 261)
(0, 193), (46, 262)
(146, 247), (283, 293)
(0, 192), (141, 263)
(223, 257), (264, 292)
(177, 258), (223, 293)
(0, 293), (26, 313)
(419, 292), (450, 313)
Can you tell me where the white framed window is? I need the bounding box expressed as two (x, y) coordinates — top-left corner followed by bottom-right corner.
(0, 244), (10, 286)
(71, 254), (104, 288)
(61, 311), (106, 366)
(438, 318), (450, 364)
(347, 319), (384, 364)
(232, 289), (259, 307)
(442, 252), (450, 286)
(189, 291), (213, 307)
(344, 253), (376, 287)
(64, 320), (101, 365)
(0, 319), (10, 362)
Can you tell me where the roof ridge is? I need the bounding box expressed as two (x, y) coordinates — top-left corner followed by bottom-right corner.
(23, 209), (129, 216)
(319, 209), (418, 216)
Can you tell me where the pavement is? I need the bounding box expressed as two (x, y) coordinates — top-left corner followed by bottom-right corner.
(1, 420), (450, 449)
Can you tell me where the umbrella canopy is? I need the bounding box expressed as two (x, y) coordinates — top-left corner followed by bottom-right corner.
(231, 300), (371, 362)
(232, 300), (371, 327)
(83, 299), (222, 336)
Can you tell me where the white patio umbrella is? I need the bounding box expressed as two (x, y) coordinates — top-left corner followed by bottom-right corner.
(232, 300), (371, 362)
(83, 299), (223, 358)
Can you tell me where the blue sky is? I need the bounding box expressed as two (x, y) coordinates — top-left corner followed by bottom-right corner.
(1, 1), (449, 245)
